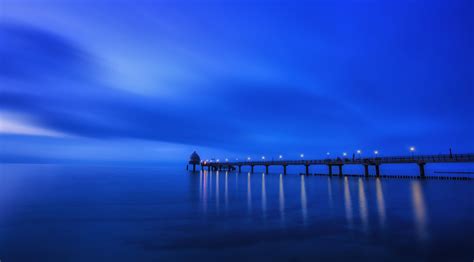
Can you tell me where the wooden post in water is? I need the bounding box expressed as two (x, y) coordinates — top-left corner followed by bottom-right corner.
(418, 163), (426, 178)
(375, 165), (381, 177)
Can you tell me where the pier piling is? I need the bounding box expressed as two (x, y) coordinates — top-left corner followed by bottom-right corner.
(364, 164), (369, 177)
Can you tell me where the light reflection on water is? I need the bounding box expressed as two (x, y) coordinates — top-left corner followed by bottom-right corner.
(225, 171), (228, 212)
(300, 175), (308, 226)
(358, 178), (368, 233)
(247, 172), (252, 214)
(343, 176), (354, 227)
(327, 176), (333, 209)
(261, 173), (267, 221)
(279, 174), (285, 226)
(375, 177), (386, 228)
(411, 180), (428, 241)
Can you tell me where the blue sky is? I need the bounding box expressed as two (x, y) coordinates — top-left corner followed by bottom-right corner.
(1, 0), (473, 164)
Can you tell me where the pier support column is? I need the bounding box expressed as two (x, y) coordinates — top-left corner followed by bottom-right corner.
(193, 164), (196, 172)
(283, 165), (287, 175)
(207, 166), (211, 171)
(338, 165), (343, 176)
(265, 165), (269, 174)
(375, 165), (380, 177)
(418, 163), (426, 178)
(219, 166), (222, 171)
(238, 165), (241, 173)
(305, 164), (310, 176)
(364, 165), (369, 177)
(186, 165), (189, 171)
(328, 165), (332, 176)
(251, 165), (254, 173)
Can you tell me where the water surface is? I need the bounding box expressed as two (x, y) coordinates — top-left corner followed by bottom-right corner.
(0, 164), (472, 261)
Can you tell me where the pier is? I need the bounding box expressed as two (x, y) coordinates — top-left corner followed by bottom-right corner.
(201, 153), (474, 178)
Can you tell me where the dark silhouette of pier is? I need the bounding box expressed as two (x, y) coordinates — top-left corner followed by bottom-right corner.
(201, 153), (474, 178)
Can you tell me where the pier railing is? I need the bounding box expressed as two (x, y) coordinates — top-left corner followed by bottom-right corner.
(207, 153), (474, 166)
(200, 153), (474, 177)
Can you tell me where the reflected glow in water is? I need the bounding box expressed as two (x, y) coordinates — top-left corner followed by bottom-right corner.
(375, 178), (386, 228)
(216, 171), (220, 211)
(247, 172), (252, 214)
(301, 175), (308, 225)
(411, 180), (428, 241)
(344, 176), (353, 227)
(358, 178), (369, 232)
(225, 172), (229, 212)
(327, 177), (333, 209)
(279, 174), (285, 225)
(261, 173), (267, 220)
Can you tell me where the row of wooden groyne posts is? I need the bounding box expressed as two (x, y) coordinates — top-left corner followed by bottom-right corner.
(191, 153), (474, 180)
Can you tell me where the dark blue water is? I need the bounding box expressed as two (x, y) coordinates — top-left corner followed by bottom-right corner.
(0, 164), (472, 261)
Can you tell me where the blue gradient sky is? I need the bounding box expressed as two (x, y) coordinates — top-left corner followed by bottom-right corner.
(1, 0), (473, 164)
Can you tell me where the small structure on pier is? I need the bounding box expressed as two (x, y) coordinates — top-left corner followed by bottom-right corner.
(188, 151), (201, 172)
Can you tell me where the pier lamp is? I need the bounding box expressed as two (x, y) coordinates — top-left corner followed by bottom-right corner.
(225, 158), (228, 162)
(279, 155), (283, 159)
(342, 152), (347, 157)
(216, 159), (220, 162)
(326, 152), (330, 155)
(247, 157), (251, 161)
(410, 146), (415, 157)
(300, 153), (304, 158)
(374, 150), (379, 155)
(236, 158), (238, 161)
(262, 156), (265, 160)
(356, 150), (361, 154)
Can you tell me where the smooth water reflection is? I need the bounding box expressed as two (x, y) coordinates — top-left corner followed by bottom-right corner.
(1, 165), (473, 262)
(300, 175), (308, 226)
(279, 174), (285, 225)
(343, 176), (353, 227)
(375, 177), (386, 228)
(411, 180), (428, 241)
(261, 173), (267, 221)
(358, 178), (368, 233)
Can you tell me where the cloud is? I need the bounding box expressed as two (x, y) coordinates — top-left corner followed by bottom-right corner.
(0, 23), (246, 148)
(0, 111), (67, 137)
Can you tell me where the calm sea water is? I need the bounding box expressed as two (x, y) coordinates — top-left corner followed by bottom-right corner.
(0, 164), (472, 261)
